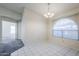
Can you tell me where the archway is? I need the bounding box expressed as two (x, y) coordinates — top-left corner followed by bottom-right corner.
(53, 18), (78, 40)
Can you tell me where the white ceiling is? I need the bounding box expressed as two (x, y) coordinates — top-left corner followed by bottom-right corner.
(0, 3), (79, 16)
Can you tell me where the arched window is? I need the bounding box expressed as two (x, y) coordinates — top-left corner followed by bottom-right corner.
(53, 18), (78, 40)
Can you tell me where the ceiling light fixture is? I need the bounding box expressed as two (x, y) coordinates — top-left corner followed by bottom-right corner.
(44, 3), (54, 18)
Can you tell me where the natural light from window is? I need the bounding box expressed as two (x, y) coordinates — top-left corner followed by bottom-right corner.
(53, 18), (78, 40)
(2, 21), (17, 43)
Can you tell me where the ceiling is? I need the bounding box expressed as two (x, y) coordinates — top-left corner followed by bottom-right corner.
(0, 3), (79, 17)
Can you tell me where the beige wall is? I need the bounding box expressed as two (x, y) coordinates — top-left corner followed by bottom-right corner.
(21, 8), (48, 44)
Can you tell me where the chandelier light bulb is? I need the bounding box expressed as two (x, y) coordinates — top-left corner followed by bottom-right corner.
(44, 14), (48, 18)
(49, 13), (54, 18)
(44, 12), (54, 18)
(47, 12), (50, 15)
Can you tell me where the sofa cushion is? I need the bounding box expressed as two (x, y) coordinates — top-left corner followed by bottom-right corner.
(4, 39), (24, 53)
(0, 44), (5, 53)
(0, 53), (10, 56)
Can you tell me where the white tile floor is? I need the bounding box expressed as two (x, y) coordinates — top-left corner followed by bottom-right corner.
(11, 42), (79, 56)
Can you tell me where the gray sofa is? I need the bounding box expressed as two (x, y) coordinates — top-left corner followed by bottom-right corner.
(0, 39), (24, 56)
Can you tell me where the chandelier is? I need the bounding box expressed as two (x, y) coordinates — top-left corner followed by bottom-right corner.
(44, 3), (54, 18)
